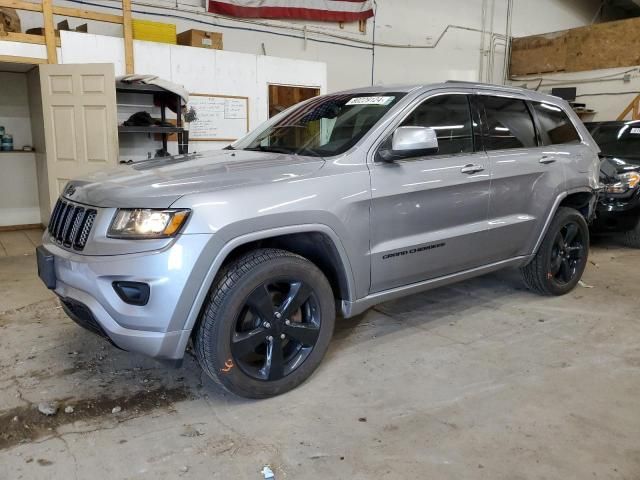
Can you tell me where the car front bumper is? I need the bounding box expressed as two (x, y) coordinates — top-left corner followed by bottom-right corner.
(37, 232), (213, 362)
(592, 193), (640, 233)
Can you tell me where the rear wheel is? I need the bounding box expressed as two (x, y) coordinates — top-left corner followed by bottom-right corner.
(194, 249), (335, 399)
(521, 207), (589, 296)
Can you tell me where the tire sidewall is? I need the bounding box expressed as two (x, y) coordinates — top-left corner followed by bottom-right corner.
(202, 254), (335, 398)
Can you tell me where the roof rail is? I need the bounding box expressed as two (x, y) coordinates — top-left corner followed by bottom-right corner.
(444, 80), (530, 92)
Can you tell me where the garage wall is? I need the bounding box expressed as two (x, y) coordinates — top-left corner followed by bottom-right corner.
(59, 31), (327, 158)
(0, 72), (33, 148)
(513, 66), (640, 122)
(369, 0), (601, 87)
(0, 72), (40, 227)
(7, 0), (601, 92)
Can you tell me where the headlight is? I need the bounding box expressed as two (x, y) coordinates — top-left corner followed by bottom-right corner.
(108, 209), (190, 239)
(604, 172), (640, 194)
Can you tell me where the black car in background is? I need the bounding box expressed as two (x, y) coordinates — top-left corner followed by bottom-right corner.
(586, 121), (640, 247)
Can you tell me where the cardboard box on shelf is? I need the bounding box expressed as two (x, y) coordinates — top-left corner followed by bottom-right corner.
(177, 29), (223, 50)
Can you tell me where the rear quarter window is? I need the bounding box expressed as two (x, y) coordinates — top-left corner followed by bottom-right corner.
(532, 102), (581, 145)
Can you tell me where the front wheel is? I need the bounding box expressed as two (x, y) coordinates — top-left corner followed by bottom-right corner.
(521, 207), (589, 296)
(194, 249), (335, 399)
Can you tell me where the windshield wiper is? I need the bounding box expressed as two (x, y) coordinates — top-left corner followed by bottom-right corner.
(244, 145), (295, 154)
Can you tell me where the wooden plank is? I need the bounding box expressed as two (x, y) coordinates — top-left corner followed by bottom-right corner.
(0, 31), (60, 46)
(0, 31), (43, 44)
(0, 0), (42, 12)
(510, 33), (567, 76)
(52, 5), (123, 24)
(0, 54), (46, 64)
(42, 0), (57, 64)
(617, 98), (635, 121)
(122, 0), (134, 74)
(565, 18), (640, 73)
(511, 17), (640, 76)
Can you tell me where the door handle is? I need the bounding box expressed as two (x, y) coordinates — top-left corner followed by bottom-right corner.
(539, 156), (557, 164)
(460, 164), (485, 174)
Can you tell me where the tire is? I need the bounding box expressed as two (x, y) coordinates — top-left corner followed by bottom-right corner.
(194, 248), (335, 399)
(521, 207), (590, 296)
(622, 218), (640, 248)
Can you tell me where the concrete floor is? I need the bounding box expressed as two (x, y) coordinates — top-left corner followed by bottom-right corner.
(0, 229), (43, 257)
(0, 237), (639, 479)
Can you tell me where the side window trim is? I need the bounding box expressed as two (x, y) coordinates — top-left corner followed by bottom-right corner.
(525, 100), (544, 148)
(468, 94), (485, 153)
(474, 94), (489, 152)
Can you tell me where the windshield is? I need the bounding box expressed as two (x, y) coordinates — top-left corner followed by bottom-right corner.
(589, 123), (640, 160)
(233, 92), (407, 157)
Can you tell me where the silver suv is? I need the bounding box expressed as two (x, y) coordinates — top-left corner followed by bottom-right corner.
(37, 83), (600, 398)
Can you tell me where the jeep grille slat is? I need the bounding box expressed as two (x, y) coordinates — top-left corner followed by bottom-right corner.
(48, 199), (96, 251)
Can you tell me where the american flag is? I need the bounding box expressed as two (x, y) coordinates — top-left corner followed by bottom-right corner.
(208, 0), (374, 22)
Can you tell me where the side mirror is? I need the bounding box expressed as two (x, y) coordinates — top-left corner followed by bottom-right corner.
(379, 126), (439, 162)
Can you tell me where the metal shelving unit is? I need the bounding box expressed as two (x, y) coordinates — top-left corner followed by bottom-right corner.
(116, 81), (185, 155)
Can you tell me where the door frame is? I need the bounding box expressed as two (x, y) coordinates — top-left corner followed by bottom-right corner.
(266, 82), (322, 118)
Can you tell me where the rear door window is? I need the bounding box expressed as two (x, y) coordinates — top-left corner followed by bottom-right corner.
(532, 102), (581, 145)
(479, 96), (537, 150)
(400, 94), (474, 155)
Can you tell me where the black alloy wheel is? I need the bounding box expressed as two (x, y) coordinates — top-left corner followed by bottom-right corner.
(232, 280), (321, 381)
(548, 221), (586, 286)
(194, 249), (335, 398)
(521, 206), (590, 296)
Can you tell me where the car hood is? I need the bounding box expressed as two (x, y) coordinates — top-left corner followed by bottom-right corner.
(63, 150), (325, 208)
(600, 155), (640, 179)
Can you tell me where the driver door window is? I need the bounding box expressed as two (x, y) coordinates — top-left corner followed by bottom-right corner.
(400, 94), (474, 156)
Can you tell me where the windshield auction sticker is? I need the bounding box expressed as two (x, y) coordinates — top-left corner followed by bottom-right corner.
(346, 96), (395, 106)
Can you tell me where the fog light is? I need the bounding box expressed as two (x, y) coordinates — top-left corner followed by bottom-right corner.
(113, 281), (150, 306)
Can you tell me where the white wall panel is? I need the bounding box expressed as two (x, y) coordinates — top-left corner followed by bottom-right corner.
(59, 31), (126, 75)
(0, 40), (46, 60)
(133, 40), (173, 79)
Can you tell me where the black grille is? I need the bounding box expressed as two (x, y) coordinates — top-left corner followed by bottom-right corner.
(48, 199), (96, 251)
